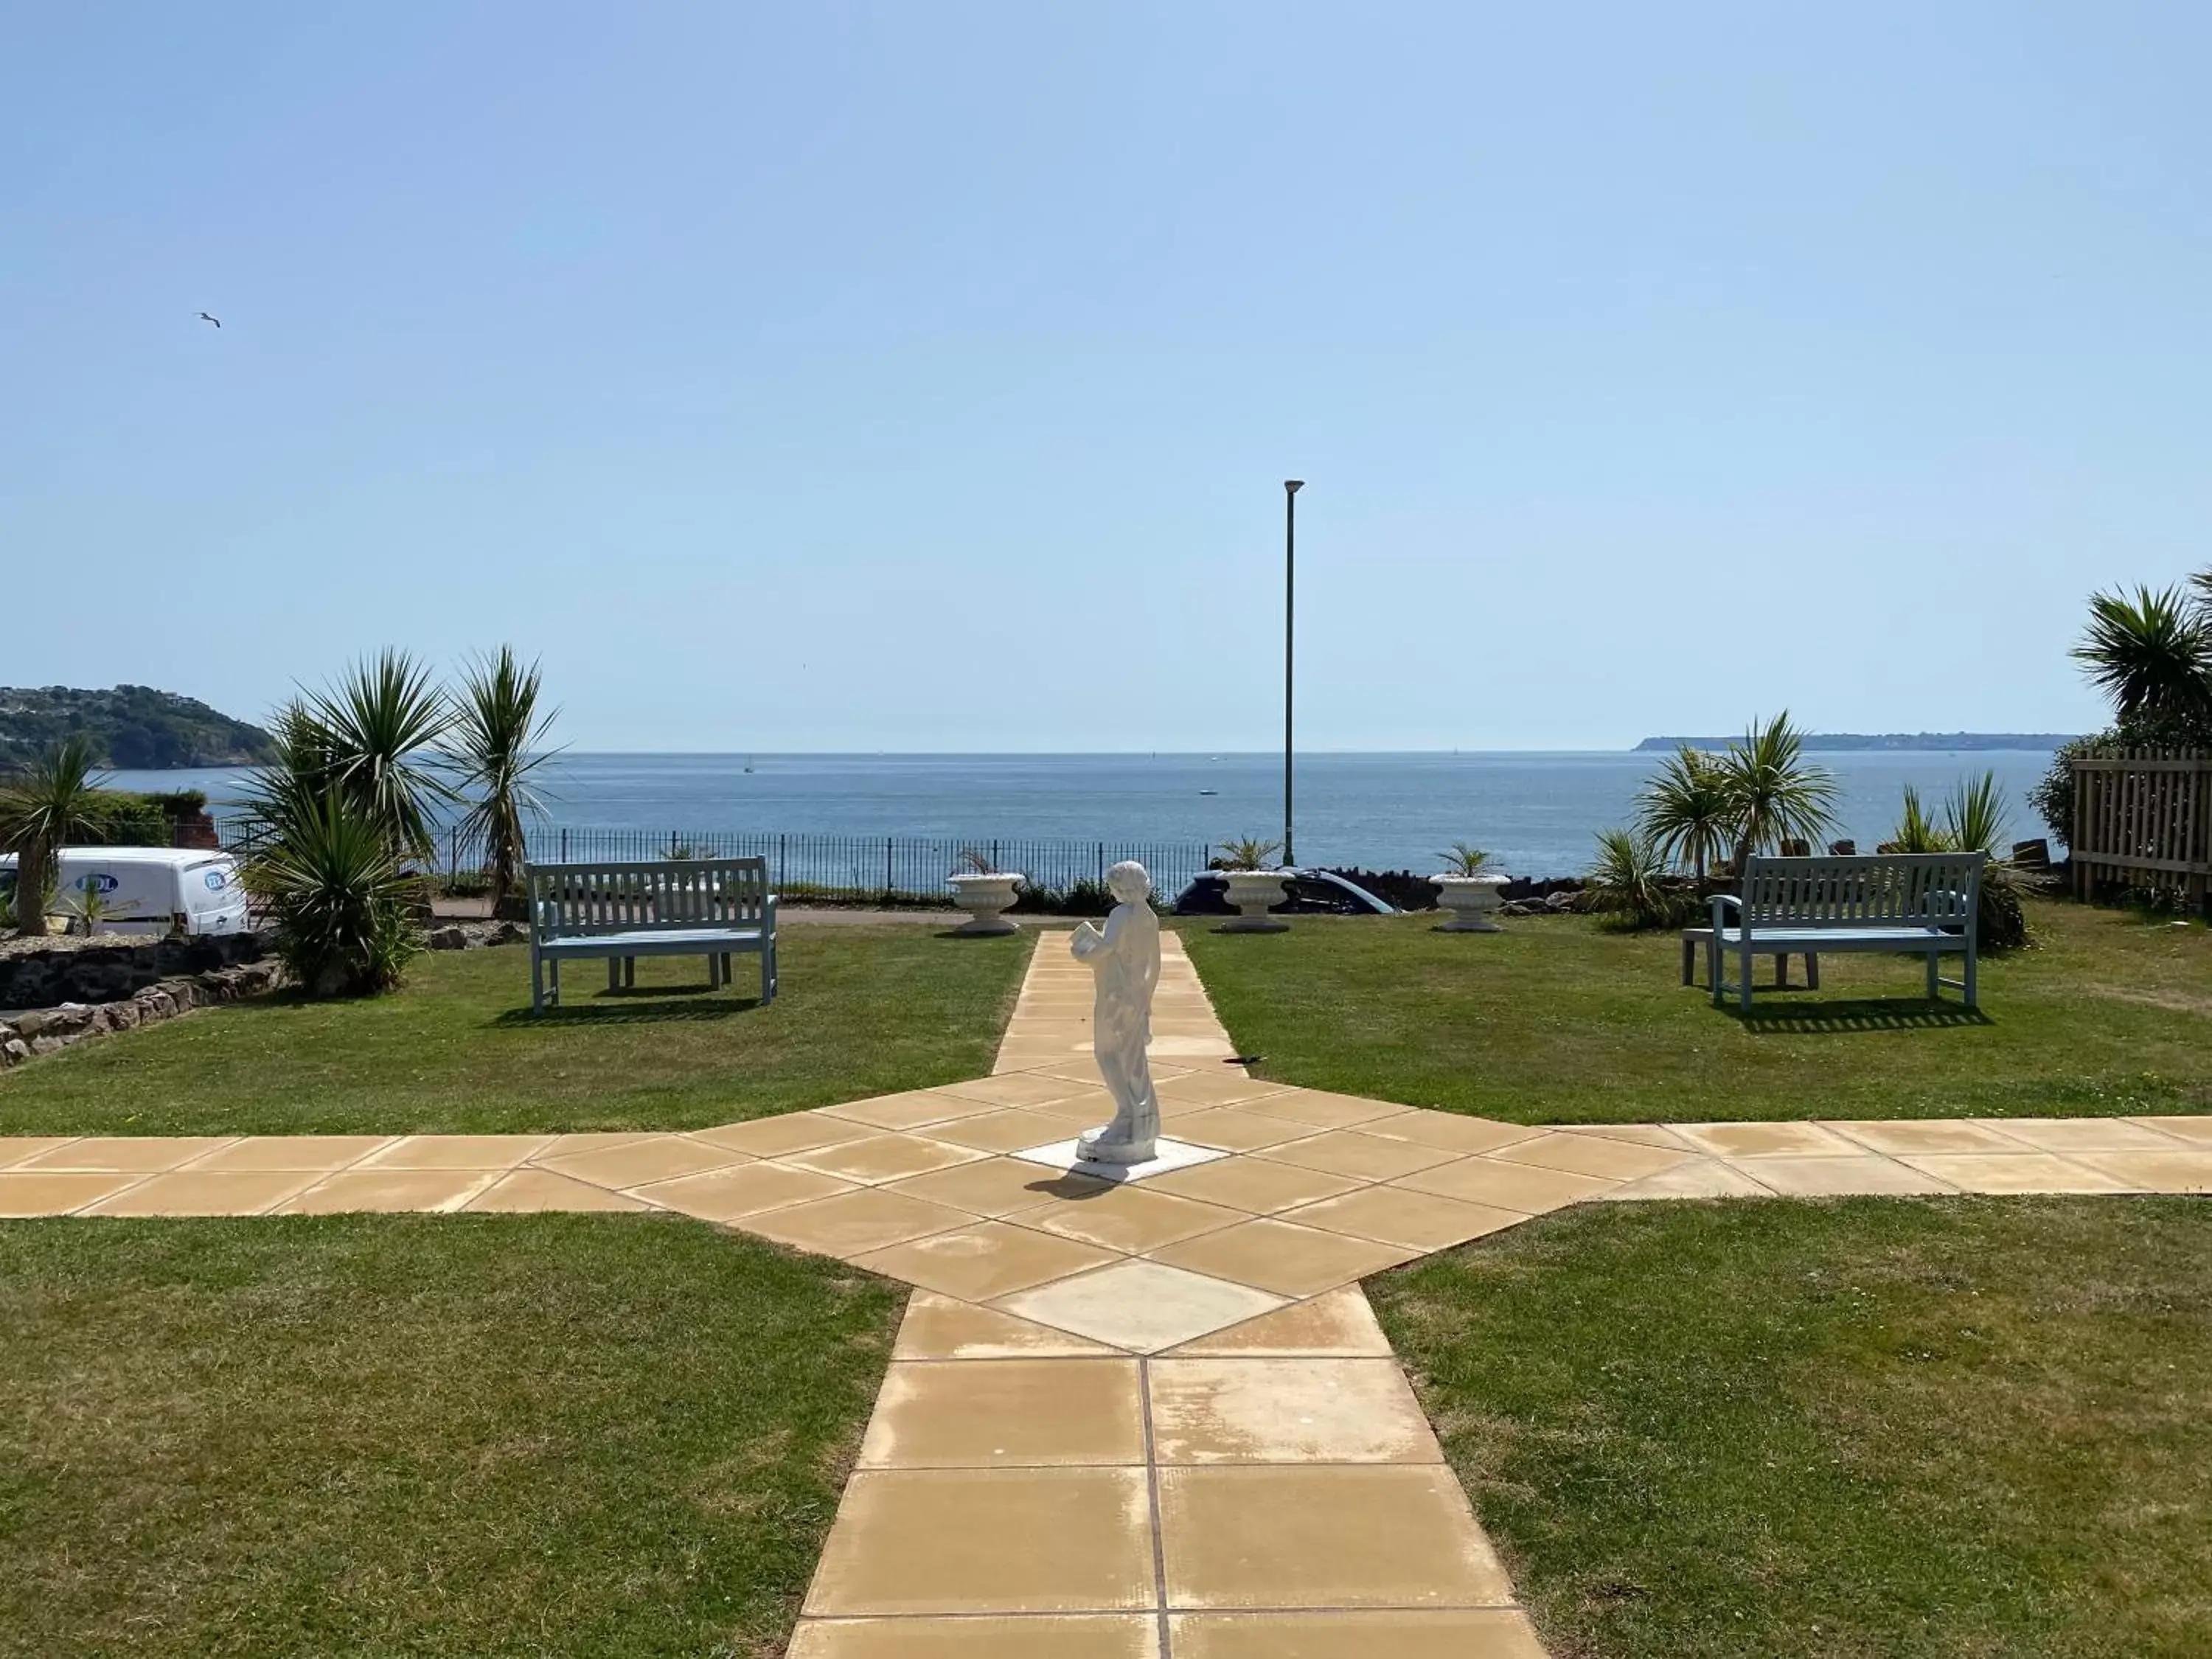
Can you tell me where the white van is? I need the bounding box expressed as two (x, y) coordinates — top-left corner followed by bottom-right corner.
(0, 847), (252, 938)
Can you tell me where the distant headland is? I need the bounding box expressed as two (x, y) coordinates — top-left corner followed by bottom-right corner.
(0, 686), (276, 770)
(1634, 732), (2076, 754)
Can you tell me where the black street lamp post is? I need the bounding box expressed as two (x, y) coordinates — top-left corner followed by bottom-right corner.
(1283, 479), (1303, 867)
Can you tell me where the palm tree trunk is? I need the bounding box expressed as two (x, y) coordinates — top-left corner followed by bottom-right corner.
(14, 835), (49, 939)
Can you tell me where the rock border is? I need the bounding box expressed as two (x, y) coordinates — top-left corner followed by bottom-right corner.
(0, 959), (287, 1068)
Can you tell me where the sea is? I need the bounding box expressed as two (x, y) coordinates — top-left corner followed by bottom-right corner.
(108, 749), (2062, 880)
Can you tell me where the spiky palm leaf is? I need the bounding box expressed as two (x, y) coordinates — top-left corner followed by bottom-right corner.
(1584, 827), (1693, 930)
(1439, 842), (1492, 875)
(1719, 712), (1840, 870)
(1635, 744), (1734, 880)
(438, 647), (560, 911)
(1942, 771), (2011, 856)
(1886, 785), (1949, 855)
(0, 735), (108, 937)
(306, 650), (456, 862)
(2071, 585), (2212, 723)
(1217, 838), (1283, 872)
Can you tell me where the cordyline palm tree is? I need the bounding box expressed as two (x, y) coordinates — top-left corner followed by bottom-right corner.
(305, 650), (456, 863)
(2070, 585), (2212, 724)
(0, 735), (107, 938)
(1634, 743), (1733, 881)
(1717, 712), (1839, 872)
(438, 647), (560, 913)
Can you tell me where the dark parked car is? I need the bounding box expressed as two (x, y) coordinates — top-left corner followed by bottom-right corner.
(1172, 869), (1396, 917)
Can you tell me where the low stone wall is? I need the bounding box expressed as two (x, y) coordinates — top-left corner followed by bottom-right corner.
(0, 959), (286, 1068)
(0, 933), (270, 1012)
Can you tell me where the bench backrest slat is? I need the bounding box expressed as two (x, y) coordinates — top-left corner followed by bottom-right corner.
(1740, 853), (1985, 931)
(524, 858), (770, 940)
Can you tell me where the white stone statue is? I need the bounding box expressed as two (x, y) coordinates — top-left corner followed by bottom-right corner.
(1071, 860), (1162, 1164)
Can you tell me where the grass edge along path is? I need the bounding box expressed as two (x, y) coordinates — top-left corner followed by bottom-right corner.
(1372, 1194), (2212, 1659)
(0, 926), (1032, 1138)
(0, 1211), (904, 1659)
(1180, 901), (2212, 1124)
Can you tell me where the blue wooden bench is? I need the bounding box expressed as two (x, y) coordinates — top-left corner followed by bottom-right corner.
(526, 857), (777, 1014)
(1708, 852), (1986, 1013)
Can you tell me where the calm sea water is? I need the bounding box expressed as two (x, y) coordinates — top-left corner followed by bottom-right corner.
(111, 750), (2061, 879)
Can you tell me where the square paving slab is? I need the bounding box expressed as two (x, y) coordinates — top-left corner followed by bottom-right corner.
(782, 1133), (985, 1186)
(1148, 1357), (1441, 1464)
(883, 1156), (1099, 1217)
(789, 1616), (1160, 1658)
(804, 1468), (1155, 1616)
(80, 1169), (324, 1217)
(0, 1172), (149, 1216)
(1169, 1610), (1548, 1658)
(690, 1112), (879, 1157)
(1150, 1219), (1416, 1298)
(858, 1359), (1145, 1468)
(893, 1293), (1118, 1360)
(740, 1189), (976, 1256)
(632, 1161), (855, 1221)
(1164, 1287), (1396, 1358)
(1255, 1130), (1461, 1183)
(1157, 1465), (1516, 1610)
(995, 1262), (1288, 1353)
(852, 1222), (1120, 1301)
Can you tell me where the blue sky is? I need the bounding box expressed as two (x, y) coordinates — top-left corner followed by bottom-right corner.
(7, 3), (2208, 751)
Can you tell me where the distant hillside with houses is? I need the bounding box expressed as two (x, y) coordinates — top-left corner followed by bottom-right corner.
(0, 685), (276, 770)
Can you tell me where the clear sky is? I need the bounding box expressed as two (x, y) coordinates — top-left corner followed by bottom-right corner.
(7, 4), (2208, 752)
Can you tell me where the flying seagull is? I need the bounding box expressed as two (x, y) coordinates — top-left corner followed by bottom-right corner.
(197, 312), (220, 328)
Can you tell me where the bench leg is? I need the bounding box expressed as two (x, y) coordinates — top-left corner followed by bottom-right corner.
(624, 958), (636, 989)
(708, 956), (723, 991)
(1739, 937), (1754, 1015)
(1773, 953), (1790, 989)
(531, 949), (543, 1015)
(548, 958), (560, 1008)
(1708, 934), (1722, 1007)
(608, 958), (620, 994)
(1925, 953), (1940, 1001)
(1681, 936), (1695, 987)
(763, 940), (777, 1004)
(1806, 953), (1820, 990)
(1964, 948), (1978, 1010)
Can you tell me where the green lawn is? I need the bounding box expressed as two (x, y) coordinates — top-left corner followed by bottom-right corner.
(1374, 1196), (2212, 1659)
(0, 926), (1029, 1137)
(0, 1214), (902, 1659)
(1182, 900), (2212, 1123)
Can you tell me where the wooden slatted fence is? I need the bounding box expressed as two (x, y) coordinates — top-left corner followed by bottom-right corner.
(2070, 749), (2212, 904)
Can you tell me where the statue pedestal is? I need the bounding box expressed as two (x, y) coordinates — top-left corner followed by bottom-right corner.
(1012, 1135), (1228, 1186)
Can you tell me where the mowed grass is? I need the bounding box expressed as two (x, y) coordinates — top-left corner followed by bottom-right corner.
(1182, 900), (2212, 1123)
(1374, 1197), (2212, 1659)
(0, 926), (1029, 1137)
(0, 1214), (902, 1659)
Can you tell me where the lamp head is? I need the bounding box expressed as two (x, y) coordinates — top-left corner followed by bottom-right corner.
(1284, 479), (1304, 495)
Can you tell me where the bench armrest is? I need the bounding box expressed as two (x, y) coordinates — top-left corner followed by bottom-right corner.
(762, 894), (779, 932)
(1708, 891), (1742, 934)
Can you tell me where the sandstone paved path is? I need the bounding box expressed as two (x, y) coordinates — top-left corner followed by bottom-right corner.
(5, 931), (2211, 1657)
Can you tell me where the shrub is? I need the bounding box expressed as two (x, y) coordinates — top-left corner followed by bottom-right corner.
(245, 792), (420, 997)
(1212, 838), (1283, 872)
(1583, 828), (1697, 931)
(1438, 843), (1492, 876)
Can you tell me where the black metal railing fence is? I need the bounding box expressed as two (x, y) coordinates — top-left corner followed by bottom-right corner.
(217, 818), (1214, 902)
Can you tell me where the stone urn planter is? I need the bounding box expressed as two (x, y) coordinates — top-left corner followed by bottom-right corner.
(1433, 873), (1508, 932)
(1219, 870), (1290, 933)
(947, 872), (1024, 936)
